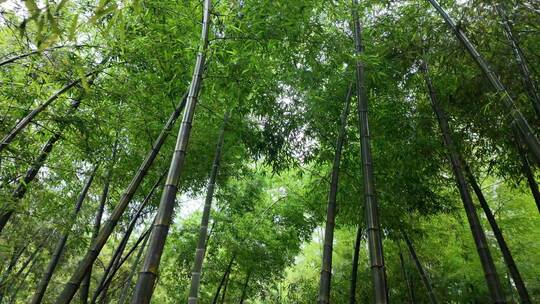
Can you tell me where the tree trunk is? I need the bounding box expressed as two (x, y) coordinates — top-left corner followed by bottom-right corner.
(398, 244), (415, 304)
(0, 98), (82, 234)
(318, 83), (352, 304)
(212, 258), (234, 304)
(351, 1), (388, 302)
(496, 4), (540, 119)
(0, 243), (27, 282)
(349, 226), (362, 304)
(402, 232), (437, 304)
(8, 247), (40, 304)
(427, 0), (540, 165)
(81, 136), (119, 304)
(118, 230), (150, 304)
(53, 90), (187, 304)
(239, 271), (251, 304)
(1, 235), (48, 302)
(421, 60), (506, 303)
(30, 165), (98, 304)
(515, 135), (540, 213)
(0, 45), (91, 67)
(96, 227), (152, 304)
(130, 1), (212, 303)
(188, 113), (229, 304)
(0, 70), (99, 152)
(464, 165), (531, 303)
(219, 270), (230, 304)
(90, 173), (164, 304)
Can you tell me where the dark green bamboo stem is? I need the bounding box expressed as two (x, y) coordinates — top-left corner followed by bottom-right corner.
(464, 165), (531, 303)
(81, 136), (119, 304)
(0, 70), (99, 153)
(90, 173), (164, 304)
(352, 1), (388, 302)
(239, 271), (251, 304)
(96, 227), (152, 304)
(118, 230), (150, 304)
(130, 1), (212, 302)
(496, 4), (540, 119)
(402, 232), (437, 304)
(212, 258), (234, 304)
(421, 60), (506, 303)
(0, 99), (82, 234)
(188, 113), (228, 304)
(349, 226), (362, 304)
(54, 91), (187, 304)
(30, 165), (98, 304)
(398, 242), (415, 304)
(514, 134), (540, 213)
(427, 0), (540, 165)
(318, 83), (352, 304)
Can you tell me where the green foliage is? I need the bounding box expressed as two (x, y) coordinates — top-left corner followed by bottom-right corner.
(0, 0), (539, 303)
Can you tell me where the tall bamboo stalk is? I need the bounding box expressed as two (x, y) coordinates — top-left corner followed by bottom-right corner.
(30, 165), (98, 304)
(212, 258), (234, 304)
(0, 70), (99, 153)
(90, 173), (164, 304)
(239, 271), (251, 304)
(118, 231), (150, 304)
(95, 227), (152, 304)
(427, 0), (540, 165)
(464, 164), (531, 303)
(398, 244), (415, 304)
(54, 92), (187, 304)
(8, 246), (40, 304)
(349, 226), (362, 304)
(515, 134), (540, 213)
(219, 270), (230, 304)
(0, 237), (43, 303)
(130, 1), (212, 302)
(351, 1), (388, 302)
(188, 113), (228, 304)
(0, 243), (28, 283)
(0, 45), (93, 67)
(496, 4), (540, 118)
(318, 83), (352, 304)
(421, 60), (506, 303)
(81, 137), (119, 304)
(402, 232), (437, 304)
(0, 98), (82, 234)
(0, 234), (49, 302)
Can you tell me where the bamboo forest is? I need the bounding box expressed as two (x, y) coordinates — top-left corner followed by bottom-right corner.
(1, 0), (540, 303)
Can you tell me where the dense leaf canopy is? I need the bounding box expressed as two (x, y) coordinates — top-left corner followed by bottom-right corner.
(0, 0), (539, 303)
